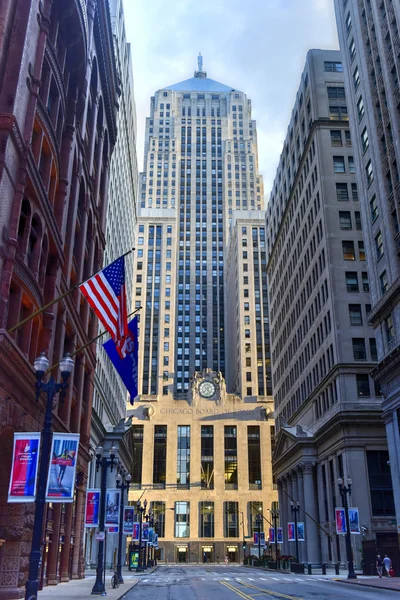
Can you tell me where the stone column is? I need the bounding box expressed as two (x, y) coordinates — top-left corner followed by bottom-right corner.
(297, 467), (306, 563)
(316, 463), (327, 564)
(281, 476), (289, 555)
(302, 462), (319, 564)
(46, 505), (62, 584)
(60, 505), (73, 581)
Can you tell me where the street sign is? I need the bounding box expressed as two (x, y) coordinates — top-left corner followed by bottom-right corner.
(95, 531), (105, 541)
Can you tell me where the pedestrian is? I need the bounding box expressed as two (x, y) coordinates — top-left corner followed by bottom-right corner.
(376, 554), (383, 578)
(383, 554), (392, 577)
(224, 554), (228, 565)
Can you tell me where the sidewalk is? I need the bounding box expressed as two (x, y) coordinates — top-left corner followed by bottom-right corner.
(337, 576), (400, 593)
(38, 566), (156, 599)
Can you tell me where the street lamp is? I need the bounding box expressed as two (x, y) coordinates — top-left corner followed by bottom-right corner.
(240, 511), (246, 564)
(136, 499), (147, 572)
(91, 443), (118, 595)
(270, 508), (280, 567)
(290, 501), (300, 563)
(115, 471), (131, 584)
(256, 513), (262, 562)
(144, 508), (155, 567)
(25, 352), (74, 600)
(338, 477), (357, 579)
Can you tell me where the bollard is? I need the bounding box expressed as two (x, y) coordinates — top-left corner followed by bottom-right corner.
(322, 563), (326, 575)
(308, 563), (312, 575)
(335, 562), (340, 575)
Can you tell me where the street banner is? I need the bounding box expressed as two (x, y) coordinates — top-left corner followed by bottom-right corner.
(132, 522), (140, 541)
(260, 532), (265, 546)
(103, 317), (138, 404)
(154, 533), (159, 549)
(105, 489), (121, 527)
(269, 527), (275, 543)
(45, 433), (79, 502)
(8, 433), (40, 502)
(277, 527), (283, 543)
(148, 527), (154, 543)
(253, 532), (258, 545)
(349, 508), (360, 534)
(288, 522), (295, 541)
(142, 521), (149, 541)
(335, 508), (346, 534)
(108, 527), (118, 533)
(297, 522), (305, 541)
(123, 508), (135, 535)
(85, 489), (100, 527)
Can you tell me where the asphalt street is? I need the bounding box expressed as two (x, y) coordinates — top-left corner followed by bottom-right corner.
(125, 565), (400, 600)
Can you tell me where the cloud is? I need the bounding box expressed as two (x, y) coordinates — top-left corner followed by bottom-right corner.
(122, 0), (339, 200)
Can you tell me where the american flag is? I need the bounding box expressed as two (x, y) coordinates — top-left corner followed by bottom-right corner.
(79, 256), (129, 358)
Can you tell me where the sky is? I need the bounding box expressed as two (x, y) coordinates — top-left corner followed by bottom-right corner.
(123, 0), (339, 199)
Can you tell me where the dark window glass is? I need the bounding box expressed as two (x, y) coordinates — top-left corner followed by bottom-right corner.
(367, 451), (395, 516)
(153, 425), (167, 487)
(248, 426), (262, 489)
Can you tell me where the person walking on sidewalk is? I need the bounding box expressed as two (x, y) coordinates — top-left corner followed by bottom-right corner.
(376, 555), (383, 577)
(383, 554), (392, 577)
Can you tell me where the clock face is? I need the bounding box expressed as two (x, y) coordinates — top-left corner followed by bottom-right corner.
(199, 380), (216, 398)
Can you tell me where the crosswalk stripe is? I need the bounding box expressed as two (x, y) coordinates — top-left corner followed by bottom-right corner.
(143, 579), (148, 582)
(224, 578), (230, 580)
(272, 577), (280, 580)
(248, 577), (255, 581)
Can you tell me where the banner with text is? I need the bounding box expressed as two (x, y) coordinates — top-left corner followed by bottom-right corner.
(349, 508), (360, 534)
(8, 433), (40, 503)
(123, 508), (135, 535)
(288, 522), (295, 541)
(46, 433), (79, 502)
(105, 489), (121, 527)
(335, 508), (346, 534)
(85, 489), (100, 527)
(297, 522), (305, 541)
(277, 527), (283, 543)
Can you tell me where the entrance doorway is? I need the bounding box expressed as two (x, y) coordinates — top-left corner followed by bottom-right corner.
(227, 546), (238, 563)
(202, 545), (214, 563)
(176, 546), (188, 563)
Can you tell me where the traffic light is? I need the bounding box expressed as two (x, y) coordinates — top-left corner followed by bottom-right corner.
(242, 542), (246, 550)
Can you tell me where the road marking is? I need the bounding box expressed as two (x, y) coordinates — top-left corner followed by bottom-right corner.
(142, 579), (148, 582)
(248, 577), (255, 580)
(272, 577), (280, 580)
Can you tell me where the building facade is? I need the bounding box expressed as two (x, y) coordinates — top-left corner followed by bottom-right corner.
(266, 49), (395, 568)
(0, 1), (118, 597)
(334, 0), (400, 553)
(86, 0), (138, 568)
(128, 58), (276, 561)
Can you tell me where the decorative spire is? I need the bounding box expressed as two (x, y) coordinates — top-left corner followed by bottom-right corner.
(194, 52), (207, 79)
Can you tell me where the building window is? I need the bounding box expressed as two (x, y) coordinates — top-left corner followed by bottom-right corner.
(348, 156), (355, 173)
(153, 426), (167, 488)
(385, 314), (395, 344)
(349, 38), (356, 61)
(250, 502), (264, 535)
(357, 96), (364, 121)
(327, 87), (346, 99)
(248, 426), (262, 489)
(366, 160), (374, 186)
(339, 211), (352, 230)
(349, 304), (362, 325)
(201, 426), (214, 489)
(342, 240), (355, 260)
(199, 501), (214, 538)
(355, 211), (362, 230)
(247, 387), (252, 396)
(361, 127), (369, 153)
(370, 338), (378, 361)
(362, 272), (369, 292)
(150, 501), (165, 537)
(224, 426), (238, 489)
(353, 66), (360, 91)
(351, 183), (358, 201)
(356, 374), (370, 396)
(366, 451), (395, 516)
(330, 130), (342, 146)
(324, 61), (343, 72)
(333, 156), (346, 173)
(336, 183), (349, 201)
(224, 501), (239, 537)
(375, 232), (384, 260)
(370, 195), (378, 222)
(352, 338), (366, 360)
(330, 106), (348, 121)
(358, 241), (366, 260)
(177, 425), (190, 488)
(345, 11), (352, 34)
(131, 425), (144, 487)
(345, 271), (359, 292)
(380, 270), (388, 295)
(175, 501), (190, 538)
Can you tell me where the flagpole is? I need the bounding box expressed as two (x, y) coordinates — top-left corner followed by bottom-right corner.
(7, 248), (135, 334)
(44, 306), (142, 376)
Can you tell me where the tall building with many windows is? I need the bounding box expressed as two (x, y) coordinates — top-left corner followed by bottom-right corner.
(128, 57), (275, 563)
(334, 0), (400, 556)
(267, 49), (395, 568)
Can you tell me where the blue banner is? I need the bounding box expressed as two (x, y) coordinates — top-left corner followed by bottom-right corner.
(103, 317), (138, 404)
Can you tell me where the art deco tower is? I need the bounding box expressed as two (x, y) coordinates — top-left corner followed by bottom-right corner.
(135, 55), (264, 398)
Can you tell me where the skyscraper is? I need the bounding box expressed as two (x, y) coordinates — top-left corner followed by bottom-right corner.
(267, 49), (393, 567)
(334, 0), (400, 555)
(129, 57), (275, 563)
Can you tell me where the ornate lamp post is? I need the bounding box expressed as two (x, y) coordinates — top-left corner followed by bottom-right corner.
(115, 471), (131, 584)
(25, 352), (74, 600)
(290, 501), (300, 563)
(256, 513), (262, 561)
(136, 499), (147, 572)
(338, 477), (357, 579)
(270, 508), (280, 567)
(91, 443), (118, 595)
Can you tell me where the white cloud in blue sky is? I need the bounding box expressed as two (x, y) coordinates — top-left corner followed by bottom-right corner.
(123, 0), (338, 197)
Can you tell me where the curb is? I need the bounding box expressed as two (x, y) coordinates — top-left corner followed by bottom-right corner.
(335, 578), (400, 593)
(116, 579), (139, 599)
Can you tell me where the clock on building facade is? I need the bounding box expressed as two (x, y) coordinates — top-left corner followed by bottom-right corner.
(198, 380), (216, 398)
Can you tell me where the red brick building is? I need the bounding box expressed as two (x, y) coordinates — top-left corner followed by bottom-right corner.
(0, 1), (118, 597)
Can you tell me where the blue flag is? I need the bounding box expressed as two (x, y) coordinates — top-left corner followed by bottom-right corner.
(103, 317), (138, 404)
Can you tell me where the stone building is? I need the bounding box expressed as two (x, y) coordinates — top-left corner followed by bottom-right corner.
(0, 1), (118, 596)
(266, 49), (395, 568)
(128, 58), (276, 562)
(334, 0), (400, 557)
